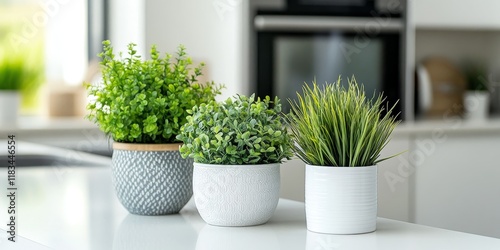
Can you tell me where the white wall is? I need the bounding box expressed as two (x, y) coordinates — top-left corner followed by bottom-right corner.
(144, 0), (246, 100)
(44, 0), (87, 85)
(415, 30), (500, 67)
(109, 0), (145, 57)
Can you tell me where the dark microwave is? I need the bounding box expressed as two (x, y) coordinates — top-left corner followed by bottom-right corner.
(252, 3), (406, 119)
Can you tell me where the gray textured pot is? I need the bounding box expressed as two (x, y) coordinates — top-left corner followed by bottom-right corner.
(112, 142), (193, 215)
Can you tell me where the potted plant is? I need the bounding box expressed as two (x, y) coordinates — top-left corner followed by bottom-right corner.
(85, 40), (222, 215)
(286, 77), (400, 234)
(0, 50), (43, 124)
(463, 62), (490, 120)
(176, 94), (293, 226)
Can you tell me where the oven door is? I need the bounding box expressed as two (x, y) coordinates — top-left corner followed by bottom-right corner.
(254, 16), (403, 118)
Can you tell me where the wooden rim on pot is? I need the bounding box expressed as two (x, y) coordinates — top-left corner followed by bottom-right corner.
(113, 142), (182, 151)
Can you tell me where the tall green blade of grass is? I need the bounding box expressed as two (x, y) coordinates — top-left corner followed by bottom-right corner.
(285, 77), (400, 167)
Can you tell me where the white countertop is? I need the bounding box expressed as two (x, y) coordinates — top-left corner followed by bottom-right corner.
(1, 143), (500, 249)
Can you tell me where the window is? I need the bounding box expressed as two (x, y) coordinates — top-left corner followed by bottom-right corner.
(0, 0), (90, 114)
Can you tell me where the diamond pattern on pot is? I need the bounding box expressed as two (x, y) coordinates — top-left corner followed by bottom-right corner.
(112, 149), (193, 215)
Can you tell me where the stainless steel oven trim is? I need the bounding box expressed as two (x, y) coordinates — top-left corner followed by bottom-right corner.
(254, 15), (403, 32)
(402, 0), (415, 121)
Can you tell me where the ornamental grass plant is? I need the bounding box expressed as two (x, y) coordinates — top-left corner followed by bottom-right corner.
(0, 50), (43, 91)
(177, 94), (294, 165)
(286, 76), (400, 167)
(0, 57), (38, 90)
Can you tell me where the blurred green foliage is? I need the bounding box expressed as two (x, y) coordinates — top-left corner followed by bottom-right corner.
(0, 3), (45, 111)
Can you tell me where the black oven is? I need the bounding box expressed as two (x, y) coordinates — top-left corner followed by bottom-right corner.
(252, 2), (405, 119)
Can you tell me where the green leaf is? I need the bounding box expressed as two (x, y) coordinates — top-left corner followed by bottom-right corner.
(144, 124), (157, 133)
(226, 145), (237, 155)
(242, 131), (250, 140)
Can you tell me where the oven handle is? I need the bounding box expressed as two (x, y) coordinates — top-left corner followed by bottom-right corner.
(254, 15), (402, 32)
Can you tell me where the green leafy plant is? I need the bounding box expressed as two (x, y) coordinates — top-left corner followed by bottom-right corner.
(286, 77), (400, 167)
(85, 40), (222, 143)
(177, 94), (294, 165)
(463, 62), (489, 91)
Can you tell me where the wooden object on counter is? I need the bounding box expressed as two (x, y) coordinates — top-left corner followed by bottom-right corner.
(47, 85), (86, 117)
(422, 57), (466, 117)
(46, 61), (101, 117)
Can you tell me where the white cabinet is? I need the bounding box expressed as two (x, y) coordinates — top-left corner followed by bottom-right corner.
(412, 131), (500, 238)
(414, 0), (500, 30)
(377, 135), (411, 222)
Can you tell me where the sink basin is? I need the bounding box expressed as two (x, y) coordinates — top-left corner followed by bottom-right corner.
(0, 154), (110, 167)
(0, 141), (112, 167)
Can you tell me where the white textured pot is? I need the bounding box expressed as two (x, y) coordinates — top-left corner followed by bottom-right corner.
(464, 91), (490, 120)
(193, 163), (280, 227)
(306, 165), (377, 234)
(0, 91), (20, 125)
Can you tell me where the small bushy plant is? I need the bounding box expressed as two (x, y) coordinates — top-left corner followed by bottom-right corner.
(86, 41), (222, 143)
(177, 94), (293, 165)
(286, 77), (400, 167)
(463, 62), (488, 91)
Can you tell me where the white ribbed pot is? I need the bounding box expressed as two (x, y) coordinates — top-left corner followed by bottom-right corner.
(464, 91), (490, 120)
(193, 163), (280, 227)
(0, 91), (20, 125)
(305, 165), (377, 234)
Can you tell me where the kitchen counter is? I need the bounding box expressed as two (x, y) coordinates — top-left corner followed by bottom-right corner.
(1, 143), (500, 249)
(0, 117), (97, 133)
(2, 116), (500, 136)
(393, 117), (500, 135)
(0, 117), (110, 155)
